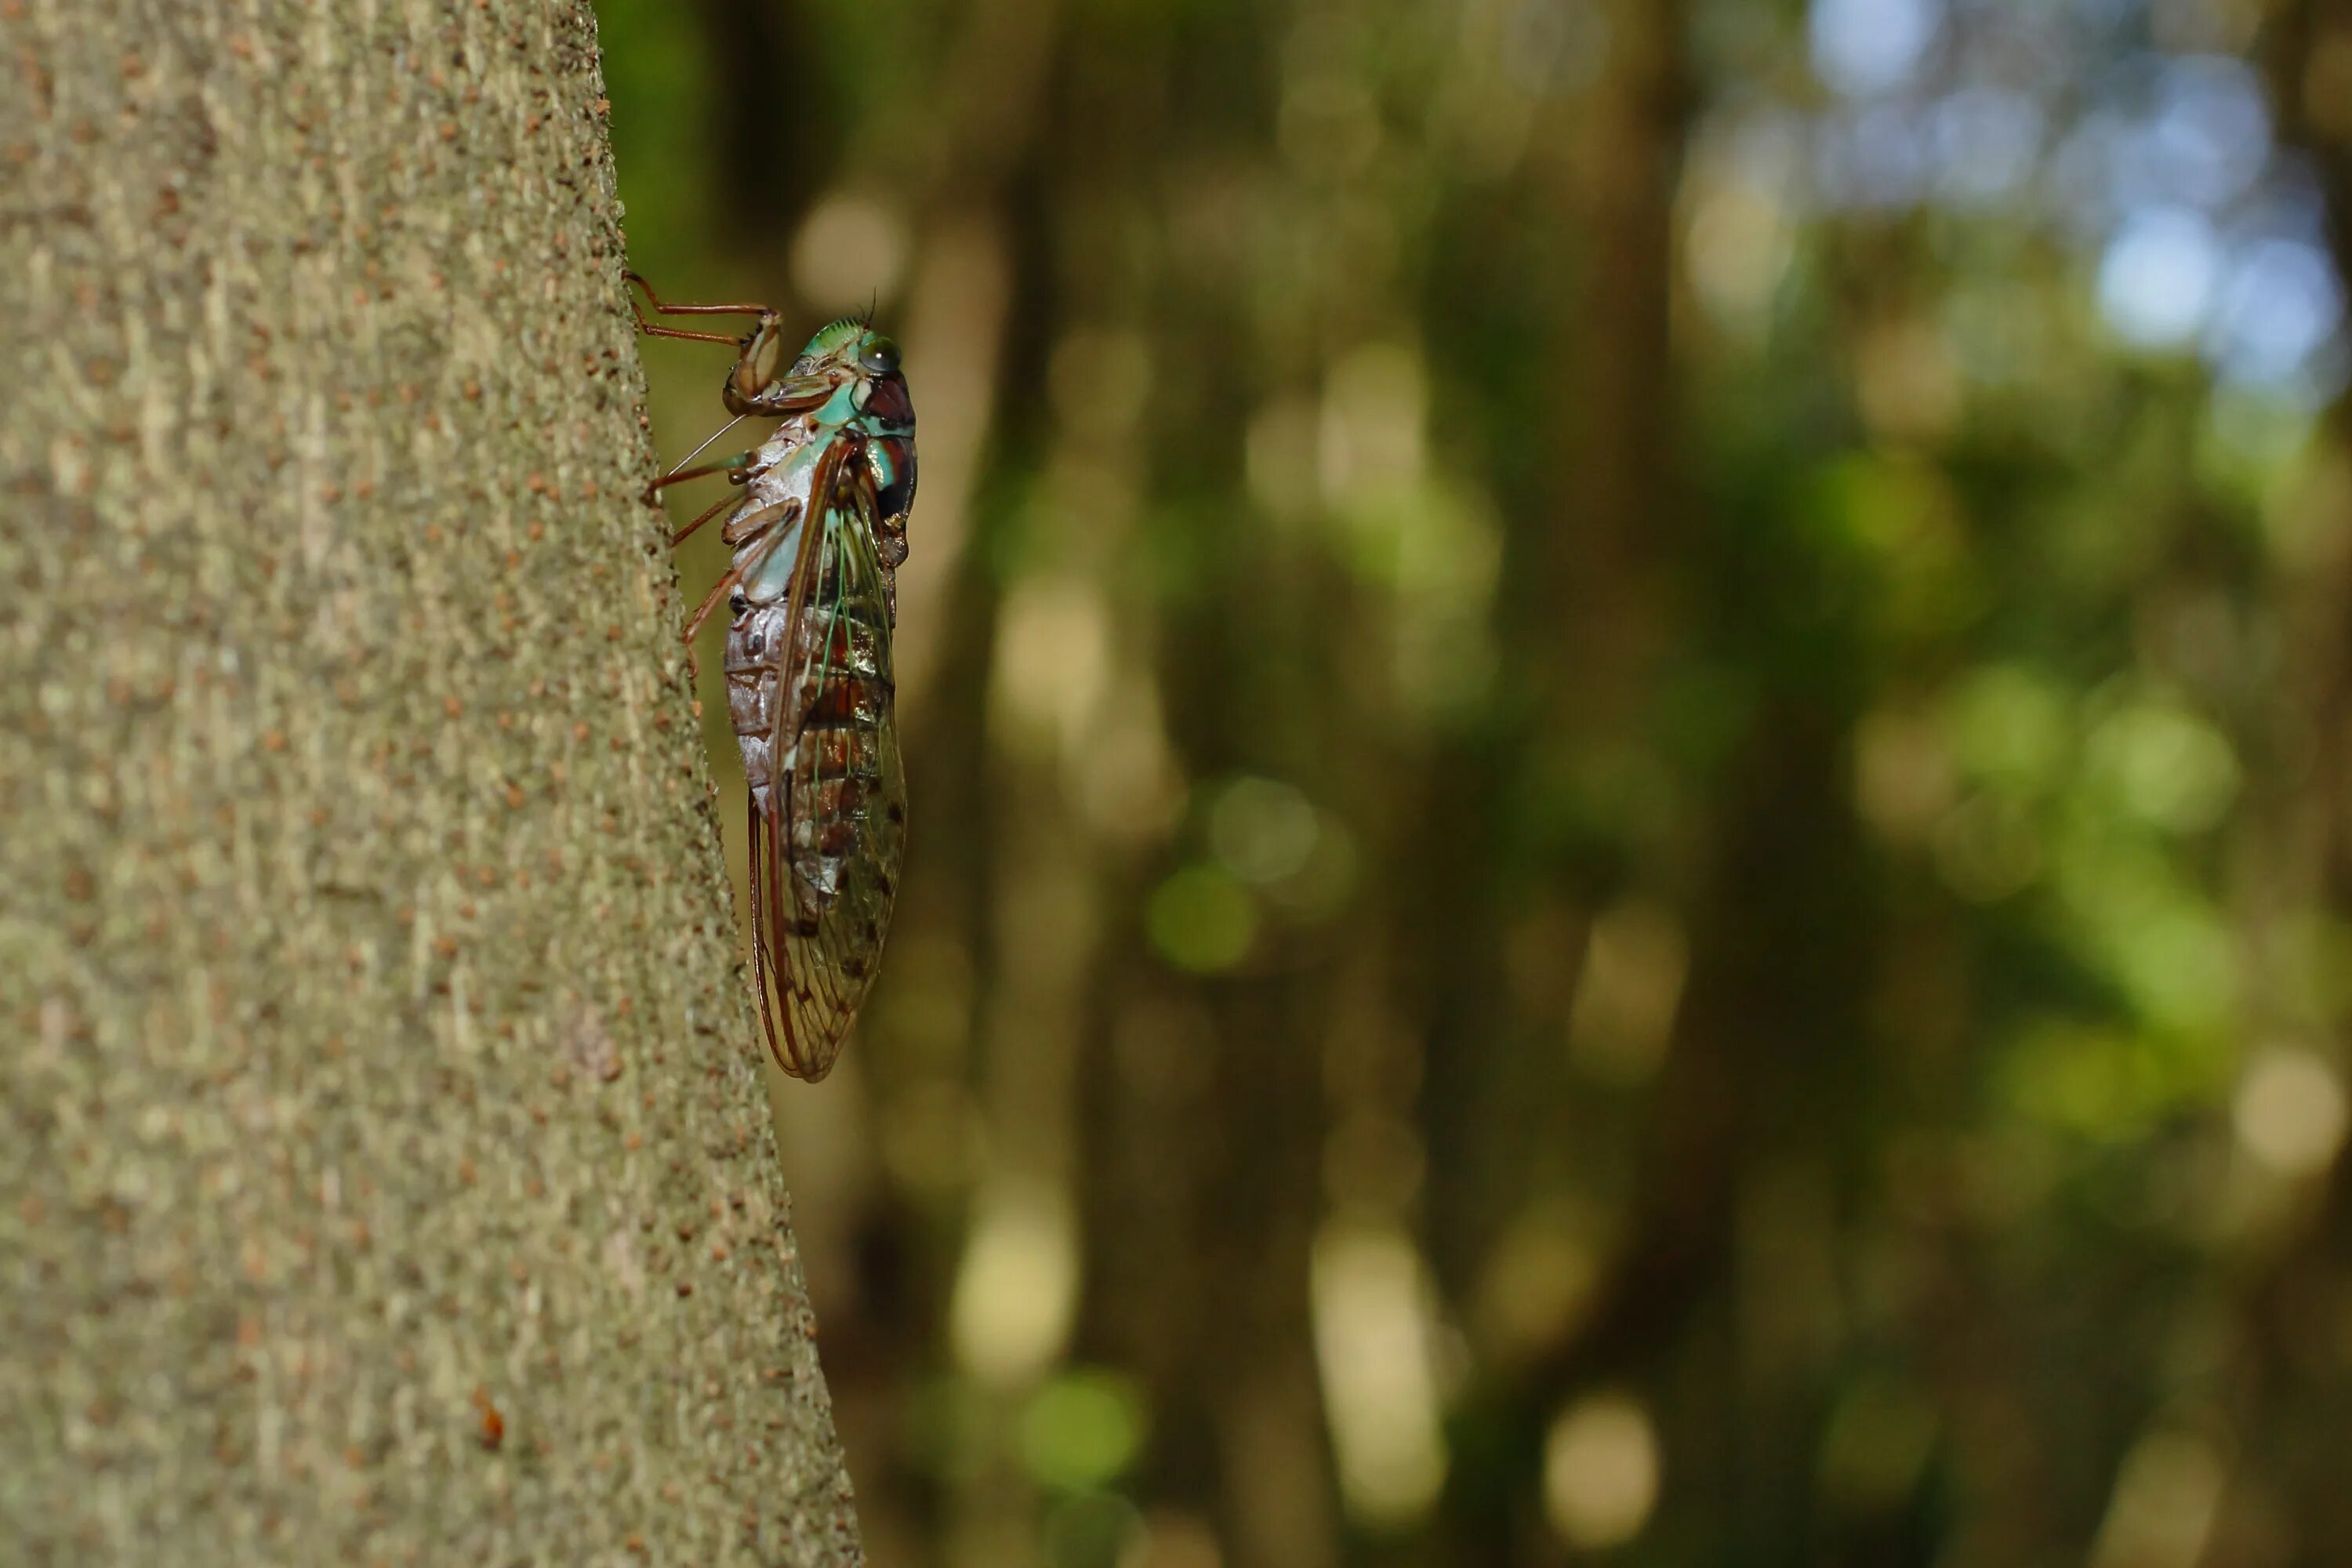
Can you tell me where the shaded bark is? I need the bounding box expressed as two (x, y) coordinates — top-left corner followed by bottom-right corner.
(0, 2), (861, 1560)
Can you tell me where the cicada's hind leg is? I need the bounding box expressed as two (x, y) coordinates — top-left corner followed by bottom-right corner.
(670, 561), (746, 685)
(668, 488), (736, 549)
(667, 481), (792, 552)
(683, 564), (742, 643)
(676, 508), (797, 677)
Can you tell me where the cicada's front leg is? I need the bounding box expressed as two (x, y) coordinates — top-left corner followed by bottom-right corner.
(624, 271), (775, 343)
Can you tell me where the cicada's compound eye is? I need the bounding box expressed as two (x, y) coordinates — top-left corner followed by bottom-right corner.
(858, 336), (902, 376)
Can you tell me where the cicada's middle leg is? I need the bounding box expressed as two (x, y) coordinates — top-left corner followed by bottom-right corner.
(644, 443), (757, 507)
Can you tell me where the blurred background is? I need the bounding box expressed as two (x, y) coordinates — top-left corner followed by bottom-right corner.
(600, 0), (2352, 1563)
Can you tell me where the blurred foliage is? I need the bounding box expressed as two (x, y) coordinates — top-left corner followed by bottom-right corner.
(600, 0), (2352, 1563)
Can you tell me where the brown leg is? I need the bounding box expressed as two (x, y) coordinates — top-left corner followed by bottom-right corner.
(669, 489), (736, 549)
(624, 272), (775, 343)
(626, 271), (772, 317)
(644, 449), (754, 501)
(683, 563), (742, 644)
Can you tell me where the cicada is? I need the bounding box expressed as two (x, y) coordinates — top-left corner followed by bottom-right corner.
(629, 273), (916, 1081)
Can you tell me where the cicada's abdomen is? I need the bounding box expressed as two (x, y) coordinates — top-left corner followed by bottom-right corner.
(723, 599), (793, 817)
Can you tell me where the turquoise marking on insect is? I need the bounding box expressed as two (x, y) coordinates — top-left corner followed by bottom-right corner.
(627, 274), (916, 1082)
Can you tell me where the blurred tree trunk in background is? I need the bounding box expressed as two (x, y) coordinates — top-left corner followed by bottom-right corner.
(1550, 0), (1690, 712)
(2236, 5), (2352, 1557)
(1431, 2), (1712, 1555)
(0, 3), (862, 1562)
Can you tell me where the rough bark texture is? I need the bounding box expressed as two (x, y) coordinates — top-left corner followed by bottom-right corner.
(0, 2), (864, 1562)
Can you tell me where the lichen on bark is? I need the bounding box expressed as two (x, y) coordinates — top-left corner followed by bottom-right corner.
(0, 2), (864, 1561)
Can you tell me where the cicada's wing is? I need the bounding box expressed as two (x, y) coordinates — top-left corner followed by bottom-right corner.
(746, 441), (906, 1080)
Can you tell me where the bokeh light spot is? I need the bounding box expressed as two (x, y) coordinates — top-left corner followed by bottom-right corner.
(1947, 665), (2071, 798)
(1147, 866), (1258, 974)
(994, 578), (1113, 758)
(1472, 1203), (1602, 1363)
(1117, 1510), (1224, 1568)
(1312, 1224), (1448, 1527)
(2234, 1047), (2348, 1178)
(1567, 900), (1687, 1085)
(1929, 87), (2042, 207)
(2083, 700), (2239, 833)
(1542, 1392), (1661, 1550)
(2098, 207), (2223, 350)
(950, 1178), (1080, 1388)
(2089, 1427), (2225, 1568)
(1020, 1370), (1150, 1491)
(1210, 776), (1319, 886)
(789, 189), (909, 310)
(1046, 1491), (1145, 1568)
(2209, 238), (2346, 392)
(1809, 0), (1943, 98)
(1319, 345), (1427, 507)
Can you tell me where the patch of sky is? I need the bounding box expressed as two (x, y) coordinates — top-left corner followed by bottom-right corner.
(1726, 99), (1812, 198)
(1816, 103), (1931, 210)
(2097, 205), (2223, 349)
(2047, 111), (2132, 246)
(1927, 85), (2044, 208)
(2044, 54), (2270, 241)
(1811, 0), (1947, 99)
(1947, 0), (2078, 100)
(2237, 155), (2337, 249)
(1797, 1), (2342, 393)
(2205, 239), (2347, 401)
(2114, 56), (2270, 212)
(2092, 183), (2346, 391)
(2066, 0), (2141, 31)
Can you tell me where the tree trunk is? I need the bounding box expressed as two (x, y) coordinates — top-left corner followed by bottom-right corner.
(0, 3), (864, 1562)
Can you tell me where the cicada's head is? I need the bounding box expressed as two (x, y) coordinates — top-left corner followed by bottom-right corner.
(786, 317), (920, 542)
(794, 316), (915, 434)
(723, 312), (915, 433)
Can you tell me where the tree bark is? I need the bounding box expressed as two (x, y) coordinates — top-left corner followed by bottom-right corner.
(0, 2), (863, 1562)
